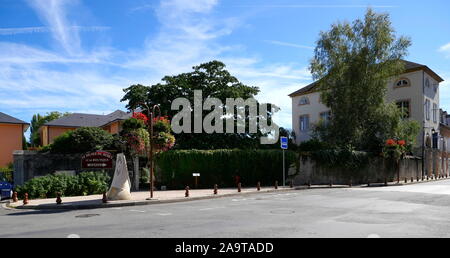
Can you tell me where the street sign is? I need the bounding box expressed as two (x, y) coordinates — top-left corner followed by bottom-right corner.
(81, 151), (113, 169)
(280, 137), (288, 150)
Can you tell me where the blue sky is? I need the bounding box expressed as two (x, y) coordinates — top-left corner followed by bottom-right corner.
(1, 0), (449, 135)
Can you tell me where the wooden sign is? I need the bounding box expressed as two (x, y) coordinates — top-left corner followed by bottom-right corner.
(81, 151), (113, 169)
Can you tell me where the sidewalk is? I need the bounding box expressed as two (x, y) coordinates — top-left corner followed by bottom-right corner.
(5, 186), (300, 210)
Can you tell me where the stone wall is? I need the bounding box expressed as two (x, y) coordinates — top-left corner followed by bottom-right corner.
(290, 155), (424, 185)
(13, 151), (117, 186)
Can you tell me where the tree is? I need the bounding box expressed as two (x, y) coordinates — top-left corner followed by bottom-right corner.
(309, 8), (414, 151)
(121, 60), (274, 150)
(30, 112), (70, 147)
(48, 127), (116, 154)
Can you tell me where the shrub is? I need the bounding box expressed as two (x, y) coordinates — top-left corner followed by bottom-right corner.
(15, 172), (111, 199)
(155, 149), (297, 189)
(47, 127), (115, 154)
(0, 163), (13, 182)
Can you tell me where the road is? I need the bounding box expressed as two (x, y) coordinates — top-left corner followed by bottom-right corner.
(1, 180), (450, 238)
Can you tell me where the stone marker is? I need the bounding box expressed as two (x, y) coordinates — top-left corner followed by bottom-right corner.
(107, 153), (132, 201)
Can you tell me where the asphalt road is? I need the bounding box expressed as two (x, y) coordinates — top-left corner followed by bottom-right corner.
(2, 179), (450, 238)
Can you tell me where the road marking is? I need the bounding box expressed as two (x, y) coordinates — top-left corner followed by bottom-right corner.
(157, 213), (172, 216)
(67, 234), (81, 238)
(367, 234), (381, 238)
(199, 206), (225, 211)
(129, 209), (145, 213)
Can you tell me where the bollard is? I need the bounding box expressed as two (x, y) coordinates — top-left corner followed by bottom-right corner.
(257, 182), (261, 191)
(289, 181), (294, 188)
(417, 177), (419, 182)
(12, 192), (18, 203)
(102, 192), (108, 203)
(185, 186), (190, 198)
(330, 181), (333, 188)
(349, 179), (352, 188)
(307, 181), (311, 188)
(23, 193), (29, 205)
(275, 181), (278, 190)
(367, 181), (370, 187)
(384, 178), (388, 186)
(214, 184), (218, 195)
(56, 192), (62, 205)
(411, 177), (414, 183)
(404, 178), (407, 184)
(238, 183), (242, 193)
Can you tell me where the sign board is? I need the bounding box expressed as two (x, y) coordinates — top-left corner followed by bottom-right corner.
(193, 173), (200, 177)
(280, 137), (288, 150)
(81, 151), (113, 169)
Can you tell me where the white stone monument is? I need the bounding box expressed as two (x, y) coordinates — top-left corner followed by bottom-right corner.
(107, 153), (132, 201)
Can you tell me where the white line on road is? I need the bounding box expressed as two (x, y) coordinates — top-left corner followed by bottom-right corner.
(157, 213), (172, 216)
(129, 210), (146, 213)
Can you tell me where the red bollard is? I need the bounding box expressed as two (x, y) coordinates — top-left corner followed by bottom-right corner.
(23, 193), (29, 205)
(257, 182), (261, 191)
(214, 184), (218, 195)
(185, 186), (190, 198)
(12, 192), (18, 203)
(102, 192), (108, 203)
(275, 181), (278, 190)
(56, 192), (62, 205)
(237, 183), (242, 193)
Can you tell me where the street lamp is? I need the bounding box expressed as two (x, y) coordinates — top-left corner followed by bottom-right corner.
(139, 102), (161, 200)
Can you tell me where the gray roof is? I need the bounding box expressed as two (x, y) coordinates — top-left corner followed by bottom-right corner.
(44, 110), (131, 128)
(289, 60), (444, 97)
(0, 112), (29, 125)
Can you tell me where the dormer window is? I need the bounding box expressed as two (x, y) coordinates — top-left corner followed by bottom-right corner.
(299, 96), (310, 105)
(395, 78), (411, 88)
(425, 78), (430, 88)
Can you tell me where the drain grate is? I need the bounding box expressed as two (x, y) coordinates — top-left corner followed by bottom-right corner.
(75, 214), (100, 218)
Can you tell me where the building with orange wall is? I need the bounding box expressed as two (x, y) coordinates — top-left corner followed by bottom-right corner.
(0, 112), (29, 167)
(40, 110), (132, 146)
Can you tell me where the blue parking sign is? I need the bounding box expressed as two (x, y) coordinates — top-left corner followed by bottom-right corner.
(280, 137), (288, 150)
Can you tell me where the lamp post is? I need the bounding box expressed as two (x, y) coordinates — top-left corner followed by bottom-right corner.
(140, 103), (161, 200)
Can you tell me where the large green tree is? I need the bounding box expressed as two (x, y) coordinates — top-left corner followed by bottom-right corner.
(310, 8), (416, 151)
(30, 112), (70, 147)
(121, 60), (274, 150)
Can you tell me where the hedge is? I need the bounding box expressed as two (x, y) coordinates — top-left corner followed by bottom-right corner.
(15, 172), (111, 199)
(155, 149), (297, 189)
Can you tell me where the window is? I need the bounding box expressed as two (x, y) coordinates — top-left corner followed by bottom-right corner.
(395, 78), (411, 88)
(425, 78), (430, 88)
(320, 111), (331, 125)
(299, 115), (309, 132)
(299, 96), (310, 105)
(425, 99), (431, 121)
(433, 103), (438, 123)
(396, 100), (410, 118)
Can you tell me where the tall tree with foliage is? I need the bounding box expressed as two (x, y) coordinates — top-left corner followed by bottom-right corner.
(30, 112), (70, 147)
(310, 8), (414, 151)
(121, 60), (274, 150)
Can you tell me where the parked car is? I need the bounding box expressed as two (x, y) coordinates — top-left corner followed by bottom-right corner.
(0, 174), (13, 200)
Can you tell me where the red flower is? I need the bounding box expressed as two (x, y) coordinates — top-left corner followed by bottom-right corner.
(398, 140), (406, 146)
(132, 112), (149, 123)
(386, 139), (397, 146)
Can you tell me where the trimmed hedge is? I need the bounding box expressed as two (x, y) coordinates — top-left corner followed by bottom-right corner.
(15, 172), (111, 199)
(155, 149), (297, 189)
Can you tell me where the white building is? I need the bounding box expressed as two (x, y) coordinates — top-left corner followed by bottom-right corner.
(289, 60), (445, 156)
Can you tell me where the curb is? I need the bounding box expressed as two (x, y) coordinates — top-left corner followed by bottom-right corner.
(6, 187), (298, 211)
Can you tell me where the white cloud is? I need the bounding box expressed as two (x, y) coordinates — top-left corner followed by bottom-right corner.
(0, 26), (109, 36)
(439, 43), (450, 57)
(0, 0), (313, 130)
(27, 0), (82, 55)
(264, 40), (314, 50)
